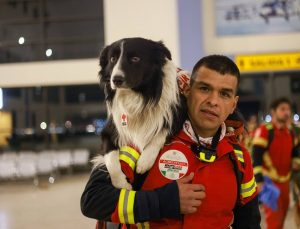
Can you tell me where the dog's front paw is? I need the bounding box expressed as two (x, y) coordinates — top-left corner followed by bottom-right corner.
(111, 173), (132, 190)
(136, 157), (153, 174)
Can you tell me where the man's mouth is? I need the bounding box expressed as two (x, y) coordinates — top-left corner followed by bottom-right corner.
(201, 109), (219, 118)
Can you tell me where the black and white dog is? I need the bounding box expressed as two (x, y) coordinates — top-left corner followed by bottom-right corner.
(95, 37), (186, 189)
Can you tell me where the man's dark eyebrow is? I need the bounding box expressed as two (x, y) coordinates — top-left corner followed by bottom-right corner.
(193, 80), (235, 94)
(221, 88), (234, 94)
(193, 80), (210, 87)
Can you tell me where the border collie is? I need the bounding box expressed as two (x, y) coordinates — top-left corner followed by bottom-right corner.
(94, 37), (186, 189)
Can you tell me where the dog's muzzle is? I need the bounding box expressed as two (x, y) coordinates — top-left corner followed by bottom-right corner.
(112, 75), (125, 88)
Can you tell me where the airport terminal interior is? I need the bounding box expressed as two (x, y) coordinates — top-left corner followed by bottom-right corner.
(0, 0), (300, 228)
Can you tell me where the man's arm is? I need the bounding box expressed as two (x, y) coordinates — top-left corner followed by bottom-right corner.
(232, 196), (261, 229)
(81, 166), (205, 223)
(80, 166), (120, 221)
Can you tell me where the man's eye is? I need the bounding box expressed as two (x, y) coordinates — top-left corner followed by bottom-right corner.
(220, 91), (231, 98)
(110, 57), (117, 63)
(199, 86), (209, 92)
(131, 56), (140, 63)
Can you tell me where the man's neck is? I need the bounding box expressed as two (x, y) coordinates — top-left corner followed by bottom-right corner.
(272, 119), (287, 129)
(195, 129), (216, 139)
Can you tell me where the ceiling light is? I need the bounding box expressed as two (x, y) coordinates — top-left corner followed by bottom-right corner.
(18, 37), (25, 45)
(46, 49), (53, 57)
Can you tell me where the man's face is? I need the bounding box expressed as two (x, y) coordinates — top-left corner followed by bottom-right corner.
(272, 103), (291, 124)
(183, 66), (239, 137)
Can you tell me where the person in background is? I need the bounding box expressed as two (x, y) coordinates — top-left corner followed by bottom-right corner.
(243, 114), (259, 155)
(252, 97), (300, 229)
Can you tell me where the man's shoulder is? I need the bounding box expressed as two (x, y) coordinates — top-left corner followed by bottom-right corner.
(222, 138), (252, 163)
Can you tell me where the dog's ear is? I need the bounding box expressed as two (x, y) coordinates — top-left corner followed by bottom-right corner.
(157, 41), (172, 60)
(99, 45), (110, 69)
(98, 45), (111, 85)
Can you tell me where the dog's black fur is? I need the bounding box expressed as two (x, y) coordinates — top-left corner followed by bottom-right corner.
(96, 38), (187, 187)
(98, 37), (186, 155)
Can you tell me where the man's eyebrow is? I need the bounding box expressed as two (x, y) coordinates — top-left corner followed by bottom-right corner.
(193, 80), (210, 87)
(193, 80), (235, 94)
(221, 88), (235, 94)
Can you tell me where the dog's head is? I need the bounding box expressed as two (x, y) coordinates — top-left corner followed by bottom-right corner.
(99, 37), (172, 102)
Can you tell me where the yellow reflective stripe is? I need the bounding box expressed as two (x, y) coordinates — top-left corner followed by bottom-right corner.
(120, 146), (140, 160)
(199, 152), (216, 162)
(119, 146), (140, 170)
(265, 123), (273, 130)
(262, 153), (290, 182)
(137, 222), (150, 229)
(234, 149), (244, 163)
(118, 189), (126, 223)
(118, 189), (136, 224)
(119, 153), (136, 170)
(293, 158), (300, 165)
(127, 190), (136, 224)
(252, 137), (268, 148)
(241, 177), (257, 198)
(253, 166), (263, 175)
(263, 170), (291, 183)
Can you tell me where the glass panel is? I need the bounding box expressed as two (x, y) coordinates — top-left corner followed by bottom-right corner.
(0, 0), (104, 63)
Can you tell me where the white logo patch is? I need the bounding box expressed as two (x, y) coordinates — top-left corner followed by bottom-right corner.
(158, 150), (188, 180)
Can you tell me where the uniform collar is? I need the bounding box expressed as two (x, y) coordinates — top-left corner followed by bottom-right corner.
(182, 120), (226, 146)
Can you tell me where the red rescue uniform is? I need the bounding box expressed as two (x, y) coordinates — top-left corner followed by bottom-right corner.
(112, 130), (257, 229)
(253, 122), (294, 229)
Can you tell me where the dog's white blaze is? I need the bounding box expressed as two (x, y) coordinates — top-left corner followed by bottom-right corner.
(110, 41), (125, 90)
(111, 59), (179, 152)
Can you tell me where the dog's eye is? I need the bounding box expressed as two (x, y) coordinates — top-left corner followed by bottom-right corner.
(131, 57), (140, 63)
(110, 57), (117, 63)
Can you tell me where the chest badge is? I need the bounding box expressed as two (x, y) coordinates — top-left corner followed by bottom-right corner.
(158, 150), (188, 180)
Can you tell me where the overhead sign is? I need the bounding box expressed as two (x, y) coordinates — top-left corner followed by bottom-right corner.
(235, 53), (300, 72)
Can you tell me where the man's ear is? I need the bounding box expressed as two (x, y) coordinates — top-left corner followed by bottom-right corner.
(182, 84), (191, 98)
(231, 95), (239, 114)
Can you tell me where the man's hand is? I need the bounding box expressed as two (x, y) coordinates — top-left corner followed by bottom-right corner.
(176, 172), (206, 214)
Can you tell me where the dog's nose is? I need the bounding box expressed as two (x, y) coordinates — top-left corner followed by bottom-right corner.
(112, 75), (125, 87)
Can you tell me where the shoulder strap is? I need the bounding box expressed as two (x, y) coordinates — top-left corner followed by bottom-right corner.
(229, 143), (245, 206)
(265, 122), (274, 148)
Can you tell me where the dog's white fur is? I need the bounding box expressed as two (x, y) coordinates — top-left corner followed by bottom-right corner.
(95, 55), (179, 189)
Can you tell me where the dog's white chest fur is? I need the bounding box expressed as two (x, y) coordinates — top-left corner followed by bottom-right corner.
(112, 90), (164, 151)
(104, 59), (180, 189)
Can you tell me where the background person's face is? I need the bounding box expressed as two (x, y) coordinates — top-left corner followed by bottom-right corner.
(184, 66), (239, 137)
(272, 103), (291, 124)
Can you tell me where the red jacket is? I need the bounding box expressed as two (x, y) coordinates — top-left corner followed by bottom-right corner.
(111, 130), (257, 229)
(252, 122), (294, 183)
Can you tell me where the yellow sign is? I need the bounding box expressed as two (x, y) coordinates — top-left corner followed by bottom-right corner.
(0, 111), (12, 146)
(235, 53), (300, 72)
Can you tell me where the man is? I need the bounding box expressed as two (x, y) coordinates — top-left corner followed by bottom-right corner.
(81, 55), (261, 228)
(252, 97), (299, 229)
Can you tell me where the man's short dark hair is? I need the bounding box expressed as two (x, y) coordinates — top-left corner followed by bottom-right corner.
(191, 54), (240, 86)
(270, 97), (291, 110)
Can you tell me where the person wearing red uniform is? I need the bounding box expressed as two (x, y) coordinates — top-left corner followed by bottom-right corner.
(81, 55), (261, 228)
(252, 97), (299, 229)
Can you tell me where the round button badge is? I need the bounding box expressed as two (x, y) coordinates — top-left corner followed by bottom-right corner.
(158, 150), (188, 180)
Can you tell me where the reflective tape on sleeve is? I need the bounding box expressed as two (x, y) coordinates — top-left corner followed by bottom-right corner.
(234, 149), (244, 163)
(119, 146), (140, 170)
(252, 137), (268, 148)
(118, 189), (136, 224)
(253, 166), (263, 175)
(241, 176), (257, 198)
(137, 222), (150, 229)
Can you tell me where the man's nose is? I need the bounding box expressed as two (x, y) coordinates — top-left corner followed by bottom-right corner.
(207, 91), (219, 106)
